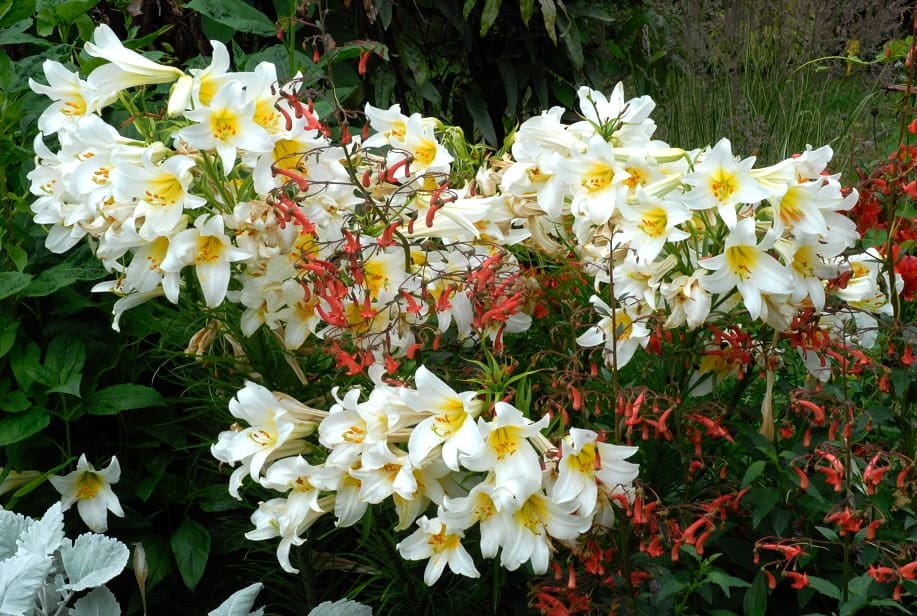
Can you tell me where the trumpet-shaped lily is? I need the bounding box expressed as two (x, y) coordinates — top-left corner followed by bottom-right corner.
(397, 515), (480, 585)
(683, 138), (770, 229)
(460, 402), (549, 509)
(84, 24), (184, 93)
(29, 60), (114, 134)
(575, 295), (650, 369)
(699, 217), (793, 320)
(49, 454), (124, 532)
(552, 428), (639, 517)
(160, 214), (251, 307)
(401, 366), (484, 471)
(176, 81), (273, 175)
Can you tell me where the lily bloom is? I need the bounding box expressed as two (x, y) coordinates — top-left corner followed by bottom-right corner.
(49, 454), (124, 532)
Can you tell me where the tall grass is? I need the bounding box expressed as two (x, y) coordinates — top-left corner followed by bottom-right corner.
(648, 1), (904, 174)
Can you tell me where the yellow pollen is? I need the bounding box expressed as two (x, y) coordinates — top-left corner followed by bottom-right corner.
(780, 186), (805, 225)
(637, 207), (668, 237)
(144, 175), (183, 206)
(75, 472), (103, 500)
(566, 442), (596, 475)
(514, 495), (549, 534)
(582, 163), (614, 193)
(196, 235), (224, 265)
(710, 170), (737, 202)
(725, 245), (758, 280)
(489, 426), (522, 460)
(432, 400), (467, 438)
(414, 139), (437, 168)
(273, 140), (308, 171)
(623, 167), (647, 190)
(344, 424), (366, 443)
(63, 96), (87, 117)
(210, 108), (240, 141)
(249, 428), (276, 446)
(428, 527), (460, 553)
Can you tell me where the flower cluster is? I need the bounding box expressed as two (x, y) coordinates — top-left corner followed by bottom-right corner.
(212, 366), (639, 582)
(27, 24), (893, 587)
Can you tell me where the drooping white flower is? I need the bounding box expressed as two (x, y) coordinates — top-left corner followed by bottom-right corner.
(397, 515), (480, 585)
(49, 454), (124, 532)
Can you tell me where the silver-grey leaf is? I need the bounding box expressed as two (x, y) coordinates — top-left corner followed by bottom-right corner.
(61, 533), (129, 592)
(0, 510), (33, 561)
(16, 502), (64, 558)
(0, 552), (52, 615)
(208, 583), (264, 616)
(69, 586), (121, 616)
(308, 599), (373, 616)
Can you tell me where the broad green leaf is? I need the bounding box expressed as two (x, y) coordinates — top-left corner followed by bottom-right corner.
(0, 552), (52, 613)
(707, 570), (750, 599)
(56, 0), (99, 24)
(10, 342), (41, 391)
(85, 384), (164, 415)
(742, 571), (768, 616)
(0, 407), (50, 447)
(741, 460), (766, 488)
(462, 0), (477, 19)
(208, 582), (263, 616)
(44, 335), (85, 397)
(539, 0), (557, 44)
(464, 89), (498, 146)
(747, 486), (779, 528)
(480, 0), (502, 36)
(0, 18), (51, 47)
(23, 250), (105, 297)
(0, 318), (18, 359)
(171, 518), (211, 591)
(0, 0), (37, 27)
(62, 533), (130, 591)
(70, 586), (121, 616)
(16, 502), (64, 557)
(0, 271), (32, 300)
(559, 16), (583, 70)
(185, 0), (276, 36)
(0, 390), (32, 413)
(806, 576), (840, 600)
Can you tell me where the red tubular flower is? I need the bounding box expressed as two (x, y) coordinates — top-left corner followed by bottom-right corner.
(784, 571), (809, 589)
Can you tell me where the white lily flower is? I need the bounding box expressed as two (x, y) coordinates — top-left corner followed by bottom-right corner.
(49, 454), (124, 532)
(29, 60), (114, 134)
(401, 366), (484, 471)
(84, 24), (184, 93)
(683, 138), (770, 229)
(397, 515), (480, 585)
(698, 217), (793, 320)
(161, 214), (251, 308)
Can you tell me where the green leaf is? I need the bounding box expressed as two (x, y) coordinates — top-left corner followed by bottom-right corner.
(0, 407), (49, 447)
(814, 525), (839, 541)
(741, 460), (767, 488)
(84, 384), (164, 416)
(0, 271), (32, 300)
(22, 251), (105, 297)
(480, 0), (502, 36)
(170, 518), (210, 591)
(462, 0), (478, 19)
(0, 318), (18, 359)
(707, 570), (751, 599)
(0, 390), (30, 413)
(185, 0), (276, 36)
(0, 18), (51, 47)
(519, 0), (534, 24)
(742, 571), (768, 616)
(560, 16), (583, 70)
(44, 335), (85, 397)
(806, 576), (840, 600)
(747, 486), (779, 528)
(539, 0), (557, 44)
(464, 89), (498, 146)
(53, 0), (99, 25)
(10, 343), (40, 391)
